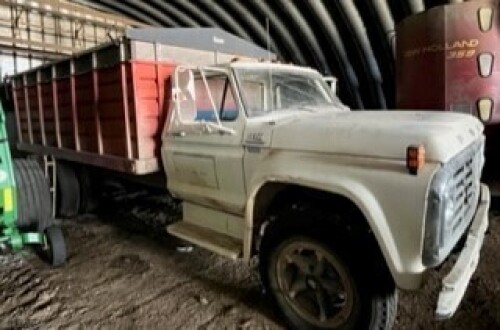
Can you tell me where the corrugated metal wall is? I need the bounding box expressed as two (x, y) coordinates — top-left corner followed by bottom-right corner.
(71, 0), (464, 109)
(0, 0), (142, 77)
(2, 0), (466, 109)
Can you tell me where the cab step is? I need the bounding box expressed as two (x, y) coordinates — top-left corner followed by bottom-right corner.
(167, 222), (242, 260)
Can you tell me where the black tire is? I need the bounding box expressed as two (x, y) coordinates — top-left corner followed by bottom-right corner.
(40, 226), (67, 266)
(259, 208), (397, 330)
(13, 159), (52, 231)
(56, 161), (80, 218)
(76, 166), (97, 214)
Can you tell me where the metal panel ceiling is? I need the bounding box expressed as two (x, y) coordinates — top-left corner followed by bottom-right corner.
(71, 0), (460, 109)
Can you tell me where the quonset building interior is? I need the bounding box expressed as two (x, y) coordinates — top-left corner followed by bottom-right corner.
(0, 0), (499, 329)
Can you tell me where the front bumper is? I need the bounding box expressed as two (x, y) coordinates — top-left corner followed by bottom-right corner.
(435, 183), (490, 320)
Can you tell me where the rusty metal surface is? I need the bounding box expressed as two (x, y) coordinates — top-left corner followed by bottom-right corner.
(11, 40), (175, 173)
(17, 142), (159, 174)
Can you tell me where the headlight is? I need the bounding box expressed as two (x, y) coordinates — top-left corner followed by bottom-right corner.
(423, 139), (483, 267)
(442, 186), (456, 244)
(423, 170), (455, 267)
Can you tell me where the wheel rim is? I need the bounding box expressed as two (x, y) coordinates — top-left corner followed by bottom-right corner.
(275, 240), (356, 328)
(42, 233), (53, 262)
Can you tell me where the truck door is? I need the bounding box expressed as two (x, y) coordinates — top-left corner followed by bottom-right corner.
(162, 67), (246, 215)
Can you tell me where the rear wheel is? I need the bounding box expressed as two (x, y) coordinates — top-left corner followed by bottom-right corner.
(13, 159), (52, 231)
(56, 161), (80, 218)
(76, 166), (96, 214)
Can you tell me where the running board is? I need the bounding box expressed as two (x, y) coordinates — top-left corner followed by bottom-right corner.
(167, 222), (242, 260)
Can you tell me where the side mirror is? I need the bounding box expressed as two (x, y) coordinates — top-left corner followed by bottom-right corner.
(323, 76), (338, 95)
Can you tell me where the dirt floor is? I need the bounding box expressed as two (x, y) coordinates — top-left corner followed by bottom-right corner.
(0, 192), (499, 329)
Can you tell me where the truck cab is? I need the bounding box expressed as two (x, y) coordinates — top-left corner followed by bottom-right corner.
(164, 61), (490, 329)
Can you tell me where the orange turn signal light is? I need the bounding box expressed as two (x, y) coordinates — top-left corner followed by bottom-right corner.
(407, 144), (425, 175)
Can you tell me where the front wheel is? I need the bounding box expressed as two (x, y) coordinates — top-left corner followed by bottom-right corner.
(262, 235), (397, 329)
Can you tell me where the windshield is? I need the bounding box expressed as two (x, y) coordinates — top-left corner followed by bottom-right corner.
(234, 67), (336, 117)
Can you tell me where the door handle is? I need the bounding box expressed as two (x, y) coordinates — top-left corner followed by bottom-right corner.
(169, 131), (186, 137)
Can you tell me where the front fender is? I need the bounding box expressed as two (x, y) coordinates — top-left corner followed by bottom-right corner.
(244, 150), (439, 290)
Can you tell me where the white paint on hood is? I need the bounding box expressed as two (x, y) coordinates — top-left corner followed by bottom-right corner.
(268, 110), (483, 163)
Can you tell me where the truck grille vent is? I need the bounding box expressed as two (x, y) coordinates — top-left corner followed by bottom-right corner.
(448, 140), (483, 238)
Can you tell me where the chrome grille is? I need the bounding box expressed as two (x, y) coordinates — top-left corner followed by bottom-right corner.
(446, 139), (483, 238)
(423, 137), (484, 267)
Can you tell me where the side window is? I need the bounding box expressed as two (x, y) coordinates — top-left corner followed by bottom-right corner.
(194, 75), (238, 122)
(176, 69), (197, 122)
(240, 80), (265, 116)
(273, 79), (329, 107)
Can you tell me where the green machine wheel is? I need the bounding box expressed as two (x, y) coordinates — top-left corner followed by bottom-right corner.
(0, 102), (66, 265)
(38, 226), (67, 267)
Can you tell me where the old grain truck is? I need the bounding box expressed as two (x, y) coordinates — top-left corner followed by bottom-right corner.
(8, 28), (491, 329)
(396, 0), (500, 181)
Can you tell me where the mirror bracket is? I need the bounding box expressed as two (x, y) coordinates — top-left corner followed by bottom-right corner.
(323, 76), (338, 95)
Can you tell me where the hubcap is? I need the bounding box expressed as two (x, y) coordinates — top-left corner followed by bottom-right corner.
(275, 240), (355, 327)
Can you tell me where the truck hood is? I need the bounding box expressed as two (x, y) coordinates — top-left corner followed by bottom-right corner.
(268, 110), (484, 163)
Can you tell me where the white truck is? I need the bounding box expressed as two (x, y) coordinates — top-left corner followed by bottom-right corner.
(10, 30), (489, 329)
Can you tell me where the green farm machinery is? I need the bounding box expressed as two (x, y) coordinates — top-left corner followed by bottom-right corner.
(0, 102), (66, 266)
